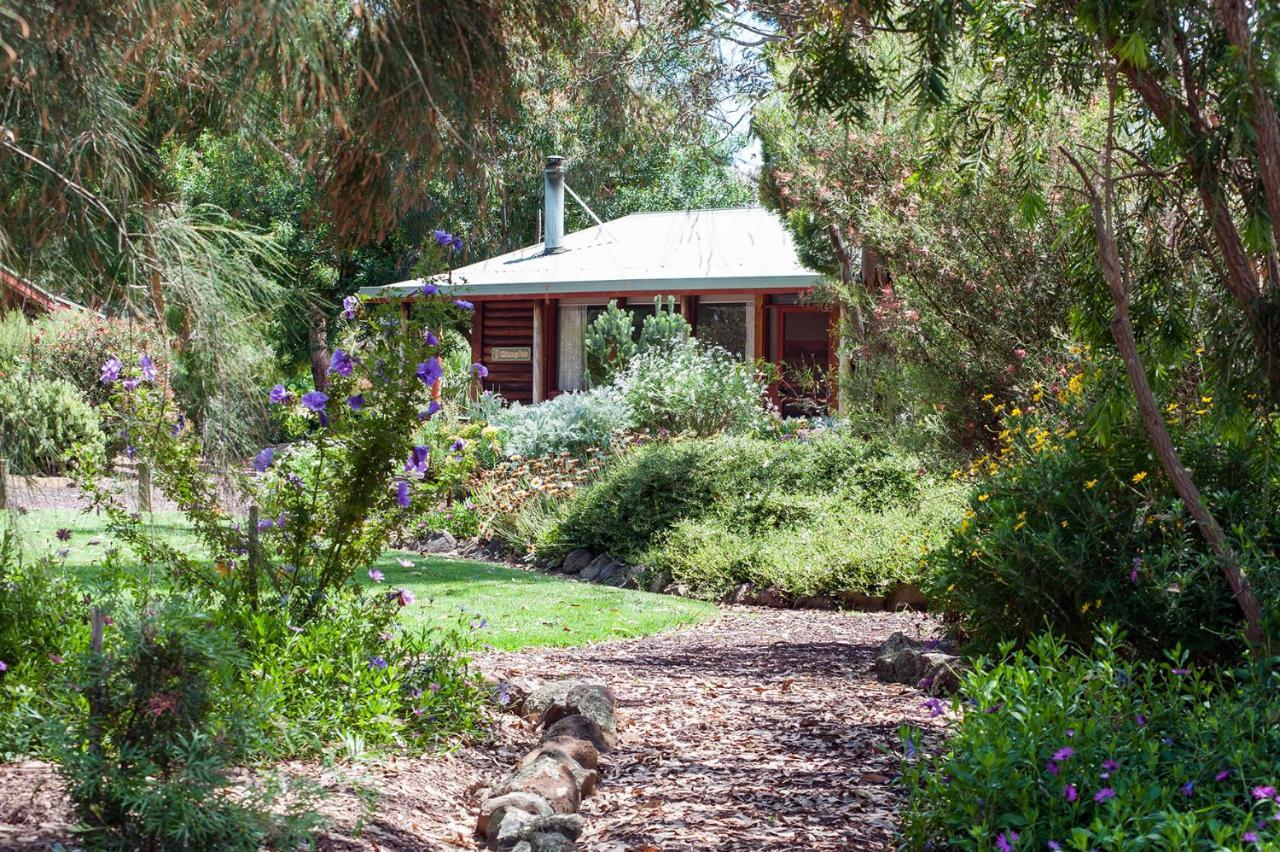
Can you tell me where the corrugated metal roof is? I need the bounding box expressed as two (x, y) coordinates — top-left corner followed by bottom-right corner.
(360, 207), (822, 299)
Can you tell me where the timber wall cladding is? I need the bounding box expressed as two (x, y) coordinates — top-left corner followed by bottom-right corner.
(479, 300), (535, 403)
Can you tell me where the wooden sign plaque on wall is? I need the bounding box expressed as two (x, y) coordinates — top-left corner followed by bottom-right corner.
(490, 346), (532, 362)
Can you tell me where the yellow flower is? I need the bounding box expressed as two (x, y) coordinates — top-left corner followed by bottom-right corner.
(1201, 395), (1212, 404)
(1060, 519), (1068, 528)
(993, 403), (1006, 414)
(982, 393), (994, 402)
(1065, 429), (1078, 439)
(1014, 520), (1026, 531)
(1010, 407), (1023, 417)
(947, 583), (956, 593)
(978, 493), (990, 502)
(1131, 471), (1148, 484)
(1085, 479), (1097, 489)
(1195, 346), (1205, 356)
(1194, 408), (1209, 415)
(1017, 511), (1027, 520)
(1081, 601), (1091, 614)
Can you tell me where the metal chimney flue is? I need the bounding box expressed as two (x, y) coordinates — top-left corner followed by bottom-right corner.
(543, 155), (566, 254)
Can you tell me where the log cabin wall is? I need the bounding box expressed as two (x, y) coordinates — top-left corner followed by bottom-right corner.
(477, 299), (536, 403)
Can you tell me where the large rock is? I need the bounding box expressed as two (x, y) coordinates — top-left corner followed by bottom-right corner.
(423, 530), (458, 554)
(873, 631), (965, 695)
(523, 813), (584, 842)
(647, 570), (671, 594)
(517, 742), (598, 797)
(521, 735), (598, 771)
(581, 555), (619, 580)
(618, 564), (646, 589)
(838, 590), (885, 611)
(795, 594), (838, 610)
(543, 683), (617, 738)
(885, 582), (928, 610)
(495, 755), (580, 814)
(478, 792), (553, 846)
(755, 585), (789, 608)
(560, 548), (595, 575)
(542, 713), (616, 752)
(723, 583), (756, 604)
(594, 560), (625, 586)
(522, 680), (580, 723)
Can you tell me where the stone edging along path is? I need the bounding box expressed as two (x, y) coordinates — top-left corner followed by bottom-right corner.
(547, 547), (930, 612)
(476, 679), (618, 851)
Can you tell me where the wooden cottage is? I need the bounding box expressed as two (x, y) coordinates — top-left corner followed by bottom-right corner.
(363, 158), (838, 413)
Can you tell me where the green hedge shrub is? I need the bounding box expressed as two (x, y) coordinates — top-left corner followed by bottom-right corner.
(901, 628), (1280, 851)
(537, 431), (959, 599)
(617, 338), (769, 436)
(644, 491), (961, 600)
(928, 411), (1278, 661)
(0, 376), (106, 474)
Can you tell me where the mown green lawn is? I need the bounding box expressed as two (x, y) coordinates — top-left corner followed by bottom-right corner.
(8, 509), (715, 650)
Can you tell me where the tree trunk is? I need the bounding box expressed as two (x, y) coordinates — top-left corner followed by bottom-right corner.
(1063, 143), (1269, 653)
(308, 308), (329, 391)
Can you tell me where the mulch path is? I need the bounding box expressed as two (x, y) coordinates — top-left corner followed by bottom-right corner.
(0, 607), (945, 851)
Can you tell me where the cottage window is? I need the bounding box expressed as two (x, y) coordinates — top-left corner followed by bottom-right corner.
(695, 299), (751, 360)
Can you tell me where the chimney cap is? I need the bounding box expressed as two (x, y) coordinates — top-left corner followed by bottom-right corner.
(545, 154), (566, 168)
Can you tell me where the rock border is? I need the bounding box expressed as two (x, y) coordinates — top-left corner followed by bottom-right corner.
(476, 679), (618, 851)
(549, 547), (931, 613)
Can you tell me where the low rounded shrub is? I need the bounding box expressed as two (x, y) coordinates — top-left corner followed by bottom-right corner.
(617, 338), (769, 437)
(491, 385), (633, 459)
(901, 628), (1280, 850)
(0, 376), (106, 474)
(928, 409), (1277, 661)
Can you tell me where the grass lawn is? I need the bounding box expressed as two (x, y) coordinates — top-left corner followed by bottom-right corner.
(7, 509), (716, 650)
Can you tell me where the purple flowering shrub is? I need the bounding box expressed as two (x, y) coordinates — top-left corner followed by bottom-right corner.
(928, 401), (1277, 661)
(75, 293), (470, 623)
(900, 627), (1280, 850)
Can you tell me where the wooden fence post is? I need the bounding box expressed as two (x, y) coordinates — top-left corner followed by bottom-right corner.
(137, 461), (152, 513)
(0, 459), (9, 510)
(88, 606), (105, 759)
(246, 505), (260, 610)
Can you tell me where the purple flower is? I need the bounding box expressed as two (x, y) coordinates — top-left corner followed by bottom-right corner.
(450, 438), (465, 453)
(301, 390), (329, 413)
(1244, 832), (1260, 845)
(395, 588), (415, 607)
(369, 655), (388, 670)
(922, 697), (946, 717)
(125, 445), (137, 459)
(1094, 787), (1116, 803)
(405, 445), (430, 474)
(1066, 728), (1075, 738)
(369, 569), (384, 582)
(256, 518), (275, 530)
(433, 229), (452, 247)
(1131, 556), (1142, 583)
(416, 357), (443, 386)
(453, 299), (474, 311)
(424, 330), (439, 346)
(341, 295), (360, 319)
(330, 348), (355, 378)
(140, 354), (156, 382)
(418, 400), (442, 421)
(1171, 667), (1190, 675)
(471, 362), (489, 378)
(253, 447), (274, 472)
(1046, 761), (1060, 776)
(100, 357), (122, 384)
(451, 235), (463, 253)
(1102, 759), (1119, 771)
(1252, 786), (1277, 801)
(347, 394), (365, 411)
(1136, 713), (1147, 726)
(122, 377), (143, 391)
(1048, 843), (1062, 851)
(56, 528), (71, 542)
(1053, 747), (1075, 762)
(269, 384), (288, 404)
(1216, 769), (1232, 782)
(396, 480), (410, 508)
(419, 282), (439, 296)
(1180, 780), (1194, 797)
(171, 415), (185, 436)
(0, 660), (7, 672)
(1064, 783), (1078, 802)
(995, 831), (1018, 852)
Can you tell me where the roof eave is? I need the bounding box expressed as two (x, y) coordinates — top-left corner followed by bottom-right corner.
(359, 273), (824, 300)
